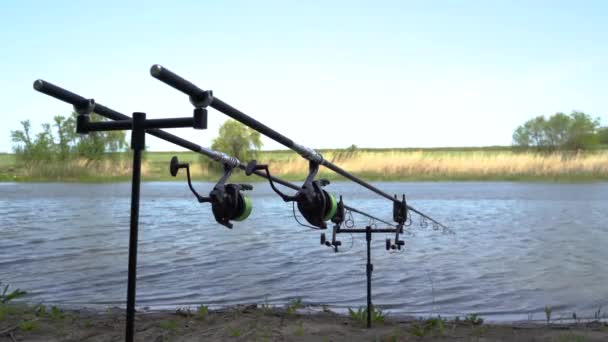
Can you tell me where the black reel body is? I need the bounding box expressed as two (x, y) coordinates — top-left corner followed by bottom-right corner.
(210, 183), (253, 228)
(170, 156), (252, 229)
(296, 181), (337, 228)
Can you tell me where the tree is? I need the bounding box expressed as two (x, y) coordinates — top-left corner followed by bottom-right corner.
(10, 113), (128, 163)
(599, 127), (608, 145)
(512, 111), (602, 150)
(53, 115), (76, 161)
(545, 112), (571, 147)
(211, 119), (262, 163)
(567, 111), (600, 150)
(11, 120), (55, 162)
(74, 113), (128, 160)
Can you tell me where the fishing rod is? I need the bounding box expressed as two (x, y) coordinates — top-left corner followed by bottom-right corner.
(32, 80), (395, 229)
(149, 64), (449, 231)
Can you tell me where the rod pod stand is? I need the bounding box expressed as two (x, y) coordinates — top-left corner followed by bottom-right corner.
(33, 78), (398, 339)
(74, 103), (205, 342)
(320, 195), (408, 328)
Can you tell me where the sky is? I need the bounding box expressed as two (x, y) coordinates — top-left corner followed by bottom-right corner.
(1, 0), (607, 152)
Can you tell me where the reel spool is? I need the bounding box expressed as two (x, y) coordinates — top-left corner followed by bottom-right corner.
(170, 156), (253, 228)
(296, 180), (337, 228)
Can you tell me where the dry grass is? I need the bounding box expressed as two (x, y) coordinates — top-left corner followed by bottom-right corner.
(3, 149), (608, 182)
(256, 150), (608, 181)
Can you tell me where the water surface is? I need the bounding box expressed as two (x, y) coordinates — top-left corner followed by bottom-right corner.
(1, 181), (606, 321)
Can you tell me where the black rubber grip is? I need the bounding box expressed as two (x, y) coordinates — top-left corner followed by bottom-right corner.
(33, 79), (88, 107)
(150, 64), (206, 98)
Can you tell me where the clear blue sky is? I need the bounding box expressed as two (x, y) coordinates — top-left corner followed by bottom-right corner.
(2, 0), (607, 152)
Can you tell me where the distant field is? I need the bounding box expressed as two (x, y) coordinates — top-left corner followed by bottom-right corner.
(1, 147), (608, 182)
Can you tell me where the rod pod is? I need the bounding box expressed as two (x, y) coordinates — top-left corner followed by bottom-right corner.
(33, 79), (206, 342)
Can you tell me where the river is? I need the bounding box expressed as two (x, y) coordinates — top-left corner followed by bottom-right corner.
(1, 181), (606, 322)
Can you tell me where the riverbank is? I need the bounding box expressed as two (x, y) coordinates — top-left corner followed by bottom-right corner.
(2, 148), (608, 182)
(1, 304), (607, 341)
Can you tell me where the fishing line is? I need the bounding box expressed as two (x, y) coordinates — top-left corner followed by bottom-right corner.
(292, 202), (322, 230)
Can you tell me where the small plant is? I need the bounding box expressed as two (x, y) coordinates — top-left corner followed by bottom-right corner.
(373, 307), (387, 324)
(347, 306), (386, 326)
(196, 304), (209, 320)
(19, 320), (39, 331)
(348, 307), (366, 324)
(287, 298), (303, 314)
(294, 321), (305, 336)
(49, 305), (65, 320)
(159, 319), (178, 332)
(464, 313), (484, 326)
(407, 317), (447, 338)
(425, 316), (445, 335)
(227, 326), (242, 337)
(84, 319), (93, 328)
(408, 322), (427, 337)
(34, 304), (47, 317)
(545, 305), (552, 325)
(0, 282), (27, 304)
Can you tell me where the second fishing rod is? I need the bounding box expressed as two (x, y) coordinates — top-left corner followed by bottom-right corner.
(149, 64), (448, 230)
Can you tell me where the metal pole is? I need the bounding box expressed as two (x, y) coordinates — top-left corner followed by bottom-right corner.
(125, 112), (145, 342)
(366, 225), (373, 329)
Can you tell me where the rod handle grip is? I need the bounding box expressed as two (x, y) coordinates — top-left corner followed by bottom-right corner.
(150, 64), (205, 98)
(34, 79), (84, 106)
(33, 79), (94, 113)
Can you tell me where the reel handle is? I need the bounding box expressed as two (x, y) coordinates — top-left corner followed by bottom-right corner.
(169, 156), (189, 177)
(170, 156), (208, 203)
(245, 160), (266, 176)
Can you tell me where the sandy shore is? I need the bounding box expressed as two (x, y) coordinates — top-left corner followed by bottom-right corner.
(1, 304), (607, 341)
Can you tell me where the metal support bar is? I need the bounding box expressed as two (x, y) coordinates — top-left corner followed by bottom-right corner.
(339, 228), (398, 234)
(365, 225), (373, 329)
(125, 112), (145, 342)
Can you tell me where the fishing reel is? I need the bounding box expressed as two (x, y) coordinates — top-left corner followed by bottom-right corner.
(246, 160), (337, 229)
(170, 156), (253, 228)
(386, 194), (407, 251)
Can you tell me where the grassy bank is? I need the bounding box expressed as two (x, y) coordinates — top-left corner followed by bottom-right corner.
(2, 147), (608, 182)
(1, 303), (607, 341)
